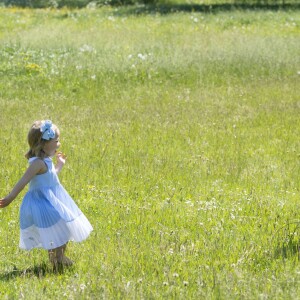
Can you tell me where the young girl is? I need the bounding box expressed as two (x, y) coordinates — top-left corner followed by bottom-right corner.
(0, 120), (93, 268)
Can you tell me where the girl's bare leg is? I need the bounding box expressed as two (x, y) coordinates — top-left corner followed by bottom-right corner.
(48, 243), (73, 267)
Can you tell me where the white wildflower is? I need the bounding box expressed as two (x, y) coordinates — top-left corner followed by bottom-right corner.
(79, 44), (95, 53)
(190, 16), (198, 23)
(87, 1), (97, 9)
(137, 53), (147, 60)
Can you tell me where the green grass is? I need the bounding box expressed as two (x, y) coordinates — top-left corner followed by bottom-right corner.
(0, 5), (300, 299)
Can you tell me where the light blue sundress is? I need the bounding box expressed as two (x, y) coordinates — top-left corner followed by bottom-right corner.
(19, 157), (93, 250)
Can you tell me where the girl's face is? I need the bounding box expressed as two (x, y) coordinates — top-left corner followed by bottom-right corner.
(43, 130), (61, 157)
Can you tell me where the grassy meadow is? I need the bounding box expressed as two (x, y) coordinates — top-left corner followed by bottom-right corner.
(0, 4), (300, 299)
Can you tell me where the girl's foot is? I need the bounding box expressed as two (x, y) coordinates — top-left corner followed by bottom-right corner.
(48, 243), (73, 269)
(49, 255), (73, 266)
(59, 256), (74, 266)
(50, 256), (74, 272)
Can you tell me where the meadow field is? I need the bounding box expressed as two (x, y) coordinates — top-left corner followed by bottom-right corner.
(0, 4), (299, 299)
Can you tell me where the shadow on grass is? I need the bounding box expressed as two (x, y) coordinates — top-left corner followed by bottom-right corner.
(0, 263), (49, 281)
(114, 2), (300, 15)
(0, 263), (73, 281)
(273, 221), (300, 260)
(274, 240), (300, 260)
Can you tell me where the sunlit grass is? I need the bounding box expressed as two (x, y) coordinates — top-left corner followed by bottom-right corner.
(0, 6), (300, 299)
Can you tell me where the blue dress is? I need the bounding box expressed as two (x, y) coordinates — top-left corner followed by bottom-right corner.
(19, 157), (93, 250)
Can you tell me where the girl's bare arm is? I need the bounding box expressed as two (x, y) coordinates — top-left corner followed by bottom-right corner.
(0, 159), (46, 208)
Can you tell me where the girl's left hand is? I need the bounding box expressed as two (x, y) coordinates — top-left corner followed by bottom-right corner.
(56, 151), (67, 165)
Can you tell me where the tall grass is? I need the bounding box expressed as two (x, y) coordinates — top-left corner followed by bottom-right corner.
(0, 6), (300, 299)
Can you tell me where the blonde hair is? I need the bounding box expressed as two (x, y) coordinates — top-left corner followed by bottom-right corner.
(25, 120), (58, 159)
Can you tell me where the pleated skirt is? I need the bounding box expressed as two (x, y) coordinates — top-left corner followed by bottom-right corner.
(19, 184), (93, 250)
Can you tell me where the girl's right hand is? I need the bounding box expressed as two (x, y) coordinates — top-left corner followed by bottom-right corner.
(0, 197), (13, 208)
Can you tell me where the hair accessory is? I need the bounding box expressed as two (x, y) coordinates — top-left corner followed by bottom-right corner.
(40, 120), (55, 140)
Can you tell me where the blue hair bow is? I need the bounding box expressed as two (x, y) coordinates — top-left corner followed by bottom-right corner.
(40, 120), (55, 140)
